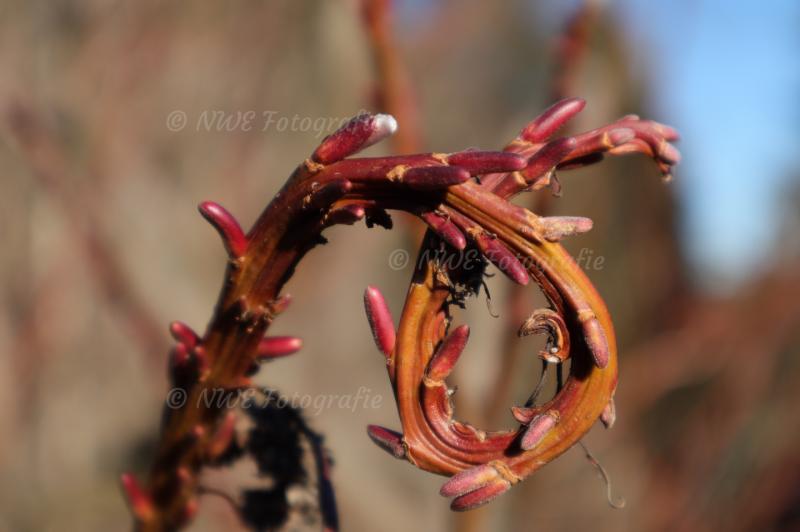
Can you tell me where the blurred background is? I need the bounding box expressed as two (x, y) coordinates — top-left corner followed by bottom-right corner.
(1, 0), (798, 531)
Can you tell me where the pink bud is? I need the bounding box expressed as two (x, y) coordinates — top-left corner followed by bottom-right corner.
(440, 464), (498, 498)
(520, 412), (558, 450)
(420, 212), (467, 250)
(450, 478), (511, 511)
(257, 336), (303, 359)
(402, 165), (470, 190)
(446, 151), (527, 174)
(521, 98), (586, 142)
(538, 216), (593, 241)
(581, 314), (610, 369)
(169, 321), (199, 349)
(312, 113), (397, 164)
(473, 233), (529, 285)
(366, 425), (406, 459)
(198, 201), (248, 258)
(426, 325), (470, 381)
(120, 473), (154, 522)
(363, 286), (396, 358)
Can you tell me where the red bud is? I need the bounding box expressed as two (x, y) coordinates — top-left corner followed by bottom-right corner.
(312, 113), (397, 164)
(198, 201), (248, 258)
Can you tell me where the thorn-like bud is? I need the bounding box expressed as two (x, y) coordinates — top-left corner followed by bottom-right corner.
(472, 232), (529, 285)
(426, 325), (470, 381)
(520, 412), (558, 450)
(366, 425), (406, 459)
(208, 412), (237, 459)
(257, 336), (303, 359)
(421, 212), (467, 250)
(446, 151), (527, 175)
(450, 478), (511, 511)
(538, 216), (593, 241)
(120, 473), (154, 522)
(440, 464), (499, 498)
(402, 165), (470, 190)
(521, 98), (586, 143)
(363, 286), (396, 358)
(198, 201), (248, 258)
(169, 321), (199, 349)
(580, 313), (610, 369)
(305, 179), (352, 210)
(601, 398), (616, 429)
(312, 113), (397, 164)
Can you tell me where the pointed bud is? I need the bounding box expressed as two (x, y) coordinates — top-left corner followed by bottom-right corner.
(440, 464), (499, 498)
(257, 336), (302, 359)
(601, 398), (616, 429)
(581, 313), (610, 369)
(521, 412), (558, 450)
(363, 286), (396, 358)
(169, 321), (199, 349)
(450, 478), (511, 511)
(521, 137), (578, 182)
(426, 325), (470, 381)
(446, 151), (527, 174)
(472, 233), (529, 285)
(208, 412), (237, 459)
(120, 473), (154, 522)
(521, 98), (586, 143)
(420, 212), (467, 250)
(304, 179), (352, 210)
(312, 113), (397, 164)
(539, 216), (593, 241)
(402, 166), (470, 190)
(198, 201), (248, 258)
(366, 425), (406, 459)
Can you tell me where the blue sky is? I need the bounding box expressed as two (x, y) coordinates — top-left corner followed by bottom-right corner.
(612, 0), (800, 290)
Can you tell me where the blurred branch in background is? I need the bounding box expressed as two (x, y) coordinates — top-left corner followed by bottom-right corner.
(3, 103), (167, 365)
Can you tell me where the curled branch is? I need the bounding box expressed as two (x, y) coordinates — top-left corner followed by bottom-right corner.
(124, 100), (678, 529)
